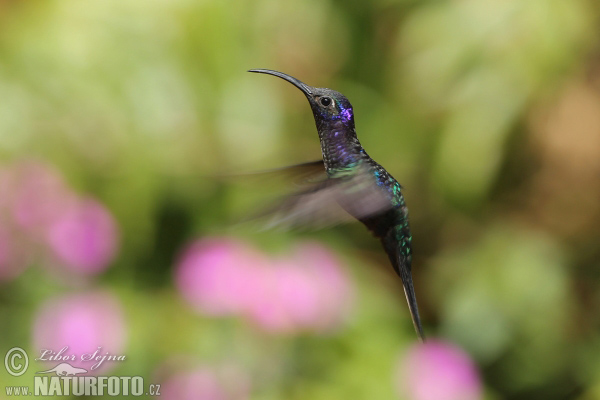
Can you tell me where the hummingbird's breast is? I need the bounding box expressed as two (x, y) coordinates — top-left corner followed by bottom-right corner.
(320, 122), (363, 172)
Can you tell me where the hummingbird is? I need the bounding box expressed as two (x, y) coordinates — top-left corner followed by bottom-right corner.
(248, 69), (425, 341)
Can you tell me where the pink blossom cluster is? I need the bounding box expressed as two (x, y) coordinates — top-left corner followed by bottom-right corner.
(0, 160), (119, 279)
(33, 291), (128, 374)
(155, 361), (250, 400)
(396, 340), (482, 400)
(175, 237), (354, 334)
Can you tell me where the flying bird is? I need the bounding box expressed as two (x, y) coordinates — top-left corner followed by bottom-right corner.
(248, 69), (425, 341)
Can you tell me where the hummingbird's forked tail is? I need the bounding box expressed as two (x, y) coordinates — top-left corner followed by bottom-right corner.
(382, 235), (425, 342)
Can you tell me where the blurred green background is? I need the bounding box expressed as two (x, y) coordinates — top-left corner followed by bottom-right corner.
(1, 0), (600, 399)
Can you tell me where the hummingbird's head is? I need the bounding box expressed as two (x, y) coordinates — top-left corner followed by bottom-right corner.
(248, 69), (355, 128)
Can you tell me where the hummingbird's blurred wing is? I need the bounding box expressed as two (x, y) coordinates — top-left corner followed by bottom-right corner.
(252, 164), (392, 230)
(216, 160), (326, 187)
(251, 160), (326, 185)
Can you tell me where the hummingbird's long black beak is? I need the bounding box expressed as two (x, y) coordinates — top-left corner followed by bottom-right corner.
(248, 69), (313, 97)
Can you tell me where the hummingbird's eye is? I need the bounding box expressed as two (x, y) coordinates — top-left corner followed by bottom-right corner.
(319, 97), (332, 107)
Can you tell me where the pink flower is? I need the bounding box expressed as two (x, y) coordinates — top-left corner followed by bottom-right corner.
(0, 160), (121, 278)
(158, 366), (249, 400)
(175, 238), (269, 316)
(396, 341), (482, 400)
(46, 198), (119, 274)
(245, 259), (321, 333)
(293, 242), (354, 330)
(245, 242), (353, 333)
(33, 291), (127, 374)
(161, 369), (226, 400)
(174, 237), (354, 335)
